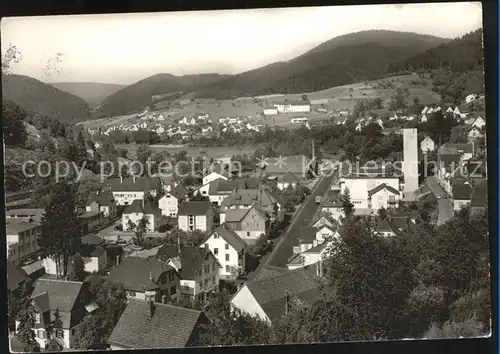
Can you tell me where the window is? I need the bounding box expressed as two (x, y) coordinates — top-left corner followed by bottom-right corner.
(80, 294), (84, 302)
(37, 330), (46, 339)
(169, 273), (174, 281)
(128, 291), (136, 297)
(212, 275), (216, 284)
(161, 275), (166, 284)
(170, 285), (176, 295)
(214, 248), (218, 255)
(225, 265), (230, 272)
(56, 329), (64, 339)
(214, 233), (219, 239)
(35, 313), (40, 323)
(225, 244), (229, 250)
(225, 254), (230, 261)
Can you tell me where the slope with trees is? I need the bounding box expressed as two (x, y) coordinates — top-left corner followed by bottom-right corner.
(49, 82), (125, 108)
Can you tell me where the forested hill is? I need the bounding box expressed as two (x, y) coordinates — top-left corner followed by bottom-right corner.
(2, 74), (91, 124)
(98, 73), (231, 116)
(192, 30), (447, 99)
(389, 29), (483, 73)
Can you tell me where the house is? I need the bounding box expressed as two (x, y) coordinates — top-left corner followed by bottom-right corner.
(465, 93), (478, 104)
(421, 106), (428, 115)
(159, 185), (188, 217)
(440, 143), (474, 161)
(277, 172), (300, 190)
(452, 179), (472, 211)
(178, 201), (214, 232)
(320, 190), (344, 222)
(122, 200), (162, 232)
(106, 176), (163, 206)
(311, 211), (337, 229)
(374, 219), (396, 237)
(221, 186), (283, 221)
(257, 155), (317, 180)
(108, 299), (209, 350)
(156, 245), (220, 303)
(420, 136), (436, 153)
(367, 183), (401, 210)
(7, 263), (29, 294)
(446, 107), (454, 114)
(200, 224), (247, 279)
(7, 221), (41, 267)
(42, 247), (107, 276)
(196, 178), (255, 205)
(77, 211), (104, 234)
(468, 126), (484, 141)
(314, 224), (339, 245)
(223, 204), (268, 244)
(273, 100), (311, 113)
(420, 114), (428, 123)
(471, 116), (486, 129)
(230, 265), (326, 323)
(202, 171), (227, 186)
(263, 107), (278, 115)
(106, 257), (180, 302)
(16, 278), (95, 350)
(6, 208), (45, 223)
(86, 189), (117, 218)
(290, 116), (308, 124)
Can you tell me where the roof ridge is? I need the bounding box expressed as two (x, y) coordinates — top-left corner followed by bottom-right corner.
(38, 278), (83, 285)
(128, 298), (202, 314)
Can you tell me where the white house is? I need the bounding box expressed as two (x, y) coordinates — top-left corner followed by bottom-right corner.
(420, 136), (436, 153)
(159, 193), (181, 217)
(468, 126), (484, 141)
(263, 107), (278, 115)
(367, 183), (401, 210)
(452, 180), (472, 211)
(203, 172), (227, 186)
(420, 114), (428, 123)
(122, 200), (162, 232)
(276, 173), (300, 190)
(200, 224), (247, 279)
(471, 116), (486, 129)
(86, 189), (117, 218)
(107, 176), (162, 206)
(446, 107), (454, 114)
(421, 106), (428, 115)
(465, 94), (478, 104)
(290, 117), (308, 124)
(340, 176), (401, 213)
(273, 100), (311, 113)
(178, 201), (214, 233)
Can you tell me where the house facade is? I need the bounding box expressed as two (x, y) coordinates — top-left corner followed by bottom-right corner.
(223, 204), (268, 244)
(420, 136), (436, 153)
(159, 193), (181, 217)
(107, 176), (162, 206)
(16, 279), (94, 350)
(7, 221), (41, 267)
(122, 200), (162, 232)
(178, 201), (214, 232)
(273, 101), (311, 113)
(86, 189), (117, 218)
(200, 225), (247, 279)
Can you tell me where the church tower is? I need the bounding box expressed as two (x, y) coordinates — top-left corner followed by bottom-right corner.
(403, 128), (419, 201)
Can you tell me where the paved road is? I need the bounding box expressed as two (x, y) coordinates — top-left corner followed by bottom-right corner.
(260, 170), (337, 270)
(425, 176), (454, 226)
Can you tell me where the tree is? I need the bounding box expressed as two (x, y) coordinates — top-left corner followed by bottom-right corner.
(129, 216), (149, 246)
(339, 189), (354, 221)
(3, 100), (28, 146)
(69, 254), (86, 281)
(45, 339), (63, 352)
(1, 43), (22, 74)
(301, 94), (308, 101)
(424, 316), (485, 339)
(136, 144), (152, 167)
(378, 207), (388, 220)
(16, 292), (38, 351)
(38, 182), (82, 277)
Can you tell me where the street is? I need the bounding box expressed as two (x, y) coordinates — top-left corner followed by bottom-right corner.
(258, 170), (337, 271)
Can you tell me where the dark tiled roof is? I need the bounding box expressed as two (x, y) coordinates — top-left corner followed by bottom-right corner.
(106, 257), (174, 292)
(6, 221), (41, 235)
(312, 211), (336, 226)
(156, 245), (212, 280)
(170, 183), (188, 199)
(108, 299), (207, 349)
(5, 209), (45, 221)
(471, 179), (488, 207)
(123, 200), (160, 215)
(7, 263), (28, 292)
(452, 179), (472, 200)
(441, 143), (473, 154)
(278, 172), (300, 183)
(298, 227), (317, 243)
(368, 183), (400, 197)
(222, 188), (280, 208)
(31, 279), (85, 328)
(438, 153), (462, 168)
(178, 201), (213, 216)
(224, 208), (251, 223)
(242, 266), (324, 321)
(206, 225), (247, 253)
(81, 234), (106, 246)
(107, 177), (162, 192)
(321, 189), (342, 207)
(87, 189), (115, 206)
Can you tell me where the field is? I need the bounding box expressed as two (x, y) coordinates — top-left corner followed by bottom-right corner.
(122, 143), (256, 160)
(78, 74), (441, 130)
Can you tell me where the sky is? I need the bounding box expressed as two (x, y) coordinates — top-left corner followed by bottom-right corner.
(1, 2), (482, 85)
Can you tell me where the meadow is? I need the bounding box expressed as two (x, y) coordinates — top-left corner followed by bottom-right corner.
(122, 143), (256, 160)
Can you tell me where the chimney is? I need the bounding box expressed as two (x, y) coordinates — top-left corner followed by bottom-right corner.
(162, 295), (167, 304)
(148, 300), (155, 319)
(116, 255), (120, 267)
(284, 291), (290, 315)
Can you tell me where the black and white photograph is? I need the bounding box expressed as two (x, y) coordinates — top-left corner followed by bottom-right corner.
(3, 2), (491, 352)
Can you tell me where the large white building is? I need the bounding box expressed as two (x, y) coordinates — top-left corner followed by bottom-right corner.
(273, 100), (311, 113)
